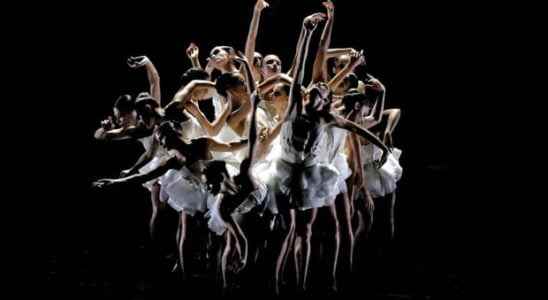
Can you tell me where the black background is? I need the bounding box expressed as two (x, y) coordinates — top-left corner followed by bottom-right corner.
(40, 0), (472, 298)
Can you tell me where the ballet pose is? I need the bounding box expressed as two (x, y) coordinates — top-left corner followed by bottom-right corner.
(262, 12), (389, 293)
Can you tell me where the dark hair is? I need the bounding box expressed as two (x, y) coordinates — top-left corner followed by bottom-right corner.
(163, 103), (189, 124)
(342, 90), (369, 115)
(135, 93), (160, 120)
(344, 73), (359, 90)
(157, 121), (182, 142)
(203, 160), (229, 195)
(113, 94), (134, 113)
(215, 72), (244, 97)
(180, 68), (209, 87)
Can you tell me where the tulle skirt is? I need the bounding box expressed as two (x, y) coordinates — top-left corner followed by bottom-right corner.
(206, 182), (268, 235)
(361, 144), (403, 198)
(159, 168), (215, 216)
(138, 156), (164, 191)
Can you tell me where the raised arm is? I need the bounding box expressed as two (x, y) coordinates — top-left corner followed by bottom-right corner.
(327, 50), (365, 91)
(310, 1), (335, 85)
(245, 0), (269, 82)
(364, 77), (386, 126)
(235, 51), (258, 94)
(286, 13), (325, 119)
(164, 80), (217, 111)
(186, 43), (202, 70)
(128, 56), (161, 105)
(93, 155), (180, 188)
(326, 48), (357, 59)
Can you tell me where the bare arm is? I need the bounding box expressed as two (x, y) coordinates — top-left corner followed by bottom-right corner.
(207, 138), (249, 152)
(364, 78), (386, 126)
(328, 113), (389, 164)
(128, 56), (161, 105)
(286, 13), (324, 119)
(327, 50), (364, 91)
(94, 156), (180, 188)
(164, 80), (217, 111)
(245, 0), (269, 82)
(185, 98), (232, 137)
(326, 48), (356, 59)
(257, 73), (293, 96)
(381, 108), (401, 148)
(286, 25), (305, 79)
(186, 43), (202, 70)
(310, 0), (335, 85)
(121, 135), (160, 176)
(94, 125), (153, 141)
(226, 95), (252, 134)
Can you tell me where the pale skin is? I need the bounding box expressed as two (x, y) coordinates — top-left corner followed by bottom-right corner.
(94, 130), (248, 277)
(212, 54), (264, 289)
(274, 11), (389, 293)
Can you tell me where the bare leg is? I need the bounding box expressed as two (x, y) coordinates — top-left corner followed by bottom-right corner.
(178, 212), (188, 277)
(354, 189), (374, 242)
(294, 208), (317, 291)
(342, 192), (356, 272)
(225, 215), (248, 271)
(274, 210), (295, 295)
(221, 232), (232, 291)
(389, 192), (396, 240)
(280, 227), (295, 285)
(149, 183), (161, 239)
(328, 203), (341, 291)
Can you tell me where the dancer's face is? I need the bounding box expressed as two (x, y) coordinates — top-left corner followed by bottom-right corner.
(253, 52), (264, 69)
(261, 55), (282, 79)
(113, 108), (137, 128)
(210, 46), (232, 69)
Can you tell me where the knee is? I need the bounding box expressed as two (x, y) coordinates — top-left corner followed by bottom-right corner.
(296, 223), (313, 239)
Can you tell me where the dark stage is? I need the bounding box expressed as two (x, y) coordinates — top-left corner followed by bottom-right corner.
(42, 1), (467, 298)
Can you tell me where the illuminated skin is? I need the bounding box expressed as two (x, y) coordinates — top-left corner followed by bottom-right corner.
(209, 46), (239, 74)
(261, 54), (282, 80)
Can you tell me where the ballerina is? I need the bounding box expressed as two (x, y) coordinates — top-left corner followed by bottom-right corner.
(262, 12), (389, 293)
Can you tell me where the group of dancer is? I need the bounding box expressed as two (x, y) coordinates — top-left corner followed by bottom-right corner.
(93, 0), (403, 294)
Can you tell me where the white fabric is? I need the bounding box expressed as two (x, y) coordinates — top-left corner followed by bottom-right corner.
(360, 144), (403, 197)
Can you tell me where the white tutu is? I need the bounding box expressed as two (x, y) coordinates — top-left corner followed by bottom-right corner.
(137, 135), (170, 191)
(138, 156), (164, 191)
(206, 182), (268, 235)
(159, 167), (215, 216)
(331, 152), (352, 196)
(211, 124), (249, 177)
(360, 144), (403, 197)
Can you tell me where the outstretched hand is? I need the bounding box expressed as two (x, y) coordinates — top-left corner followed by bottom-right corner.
(127, 56), (150, 69)
(304, 13), (326, 31)
(92, 178), (117, 189)
(322, 0), (335, 18)
(255, 0), (269, 11)
(186, 43), (199, 59)
(100, 116), (115, 130)
(350, 50), (366, 66)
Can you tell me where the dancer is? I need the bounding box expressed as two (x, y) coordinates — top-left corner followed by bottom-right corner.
(264, 12), (389, 293)
(94, 120), (248, 276)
